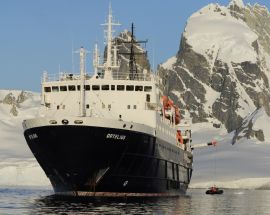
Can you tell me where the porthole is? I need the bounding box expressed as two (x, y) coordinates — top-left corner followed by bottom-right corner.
(62, 119), (69, 125)
(49, 120), (57, 124)
(74, 120), (83, 124)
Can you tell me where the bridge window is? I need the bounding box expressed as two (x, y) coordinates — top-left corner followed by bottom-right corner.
(60, 86), (67, 91)
(52, 86), (59, 92)
(84, 85), (90, 91)
(144, 86), (152, 92)
(126, 85), (134, 91)
(111, 85), (115, 90)
(102, 85), (109, 90)
(68, 85), (76, 91)
(135, 86), (143, 91)
(44, 87), (51, 92)
(117, 85), (124, 91)
(92, 85), (100, 91)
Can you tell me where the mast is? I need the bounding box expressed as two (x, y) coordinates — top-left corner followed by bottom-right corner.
(119, 23), (148, 80)
(93, 43), (100, 76)
(79, 47), (86, 117)
(101, 4), (121, 79)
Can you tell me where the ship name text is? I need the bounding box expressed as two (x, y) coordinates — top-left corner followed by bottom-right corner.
(106, 133), (126, 140)
(29, 133), (38, 140)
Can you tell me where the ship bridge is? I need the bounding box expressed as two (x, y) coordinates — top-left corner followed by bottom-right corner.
(41, 70), (159, 128)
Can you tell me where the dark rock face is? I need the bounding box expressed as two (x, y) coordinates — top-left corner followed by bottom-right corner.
(233, 108), (265, 143)
(103, 30), (151, 79)
(1, 91), (30, 116)
(157, 2), (270, 141)
(2, 93), (16, 105)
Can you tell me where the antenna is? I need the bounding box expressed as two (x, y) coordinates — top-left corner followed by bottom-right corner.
(72, 40), (74, 73)
(152, 45), (155, 73)
(101, 3), (121, 79)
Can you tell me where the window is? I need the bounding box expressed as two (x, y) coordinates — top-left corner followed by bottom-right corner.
(92, 85), (100, 91)
(57, 105), (60, 110)
(102, 85), (109, 90)
(146, 94), (150, 102)
(77, 85), (81, 90)
(68, 85), (76, 91)
(126, 85), (134, 91)
(111, 85), (115, 90)
(127, 105), (130, 109)
(133, 105), (137, 109)
(84, 85), (90, 91)
(108, 104), (111, 109)
(117, 85), (125, 91)
(135, 86), (143, 91)
(52, 86), (59, 92)
(44, 87), (51, 92)
(144, 86), (152, 92)
(60, 86), (67, 91)
(86, 104), (90, 109)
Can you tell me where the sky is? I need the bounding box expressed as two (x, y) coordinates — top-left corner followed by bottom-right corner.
(0, 0), (269, 92)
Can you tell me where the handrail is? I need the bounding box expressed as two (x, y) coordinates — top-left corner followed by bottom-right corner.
(42, 71), (154, 83)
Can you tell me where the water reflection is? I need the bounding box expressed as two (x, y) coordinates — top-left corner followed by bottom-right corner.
(29, 194), (192, 215)
(15, 189), (270, 215)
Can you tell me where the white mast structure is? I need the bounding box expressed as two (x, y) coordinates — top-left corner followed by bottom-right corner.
(100, 4), (121, 79)
(79, 47), (87, 117)
(93, 43), (100, 76)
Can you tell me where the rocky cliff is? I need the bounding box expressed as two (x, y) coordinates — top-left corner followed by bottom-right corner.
(102, 29), (151, 79)
(158, 0), (270, 142)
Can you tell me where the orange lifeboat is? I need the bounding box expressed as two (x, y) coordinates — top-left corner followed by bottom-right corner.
(162, 96), (181, 125)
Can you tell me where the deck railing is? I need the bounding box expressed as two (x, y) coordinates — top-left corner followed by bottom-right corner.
(42, 71), (154, 83)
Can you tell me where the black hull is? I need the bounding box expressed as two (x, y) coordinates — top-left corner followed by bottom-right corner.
(24, 125), (193, 196)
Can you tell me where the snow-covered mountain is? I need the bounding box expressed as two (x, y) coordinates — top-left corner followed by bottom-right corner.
(158, 0), (270, 143)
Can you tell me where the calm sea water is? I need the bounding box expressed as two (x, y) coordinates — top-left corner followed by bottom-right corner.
(0, 187), (270, 215)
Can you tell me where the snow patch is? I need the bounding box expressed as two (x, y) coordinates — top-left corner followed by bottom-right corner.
(0, 158), (50, 186)
(190, 178), (270, 189)
(252, 108), (270, 142)
(161, 56), (177, 70)
(191, 122), (270, 189)
(185, 4), (258, 64)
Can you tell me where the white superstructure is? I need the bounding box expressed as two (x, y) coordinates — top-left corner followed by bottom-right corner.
(39, 5), (192, 152)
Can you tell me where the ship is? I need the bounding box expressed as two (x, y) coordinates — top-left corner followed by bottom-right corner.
(22, 6), (212, 197)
